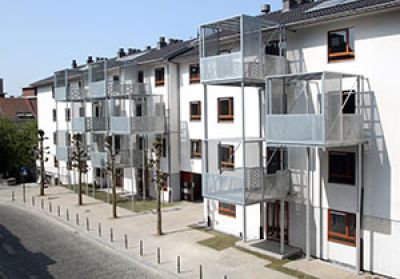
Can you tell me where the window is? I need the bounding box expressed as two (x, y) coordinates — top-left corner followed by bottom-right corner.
(162, 138), (167, 158)
(65, 108), (71, 122)
(342, 91), (355, 114)
(67, 160), (73, 171)
(219, 145), (234, 169)
(266, 147), (287, 174)
(54, 157), (59, 168)
(328, 210), (356, 246)
(328, 151), (355, 185)
(190, 101), (201, 121)
(189, 64), (200, 84)
(138, 136), (144, 150)
(138, 71), (144, 83)
(328, 28), (355, 62)
(52, 109), (57, 122)
(218, 97), (234, 122)
(136, 103), (143, 117)
(219, 202), (236, 218)
(67, 133), (72, 146)
(191, 140), (202, 158)
(53, 132), (57, 145)
(155, 68), (165, 87)
(113, 75), (119, 82)
(265, 40), (280, 56)
(79, 107), (85, 117)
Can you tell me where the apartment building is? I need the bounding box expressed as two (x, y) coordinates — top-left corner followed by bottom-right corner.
(31, 0), (400, 277)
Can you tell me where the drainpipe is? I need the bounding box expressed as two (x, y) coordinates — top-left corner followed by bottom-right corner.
(165, 62), (173, 202)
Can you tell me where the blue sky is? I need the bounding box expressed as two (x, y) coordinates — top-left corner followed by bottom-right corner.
(0, 0), (281, 96)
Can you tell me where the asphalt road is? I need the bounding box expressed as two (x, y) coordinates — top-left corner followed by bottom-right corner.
(0, 203), (163, 279)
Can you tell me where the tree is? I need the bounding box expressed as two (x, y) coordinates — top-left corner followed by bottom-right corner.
(36, 129), (49, 196)
(70, 133), (88, 206)
(148, 138), (168, 236)
(0, 118), (17, 177)
(105, 136), (117, 219)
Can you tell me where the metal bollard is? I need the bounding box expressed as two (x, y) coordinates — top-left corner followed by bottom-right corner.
(98, 223), (102, 237)
(224, 276), (227, 279)
(11, 191), (15, 202)
(110, 228), (114, 242)
(66, 209), (70, 221)
(124, 234), (128, 249)
(49, 202), (52, 213)
(32, 196), (35, 206)
(157, 247), (160, 264)
(139, 240), (143, 256)
(41, 199), (44, 210)
(177, 256), (181, 274)
(57, 205), (60, 216)
(76, 214), (79, 225)
(199, 264), (203, 279)
(86, 217), (90, 231)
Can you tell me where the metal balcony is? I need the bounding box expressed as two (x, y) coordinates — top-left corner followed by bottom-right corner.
(91, 151), (107, 168)
(199, 15), (285, 85)
(72, 117), (89, 132)
(265, 71), (366, 147)
(56, 146), (70, 161)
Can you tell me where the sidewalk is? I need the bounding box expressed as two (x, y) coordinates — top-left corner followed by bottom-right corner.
(0, 186), (378, 279)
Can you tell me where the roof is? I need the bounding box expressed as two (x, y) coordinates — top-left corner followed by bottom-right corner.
(259, 0), (400, 26)
(0, 97), (37, 121)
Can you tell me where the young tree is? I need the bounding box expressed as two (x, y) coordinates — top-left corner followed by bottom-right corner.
(148, 138), (168, 236)
(105, 136), (117, 219)
(71, 133), (88, 205)
(36, 129), (49, 196)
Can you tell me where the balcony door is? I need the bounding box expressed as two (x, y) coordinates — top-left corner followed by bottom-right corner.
(266, 201), (288, 243)
(116, 168), (123, 188)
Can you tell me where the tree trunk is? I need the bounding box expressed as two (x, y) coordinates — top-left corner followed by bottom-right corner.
(78, 170), (82, 205)
(156, 187), (162, 235)
(40, 138), (45, 196)
(112, 164), (117, 219)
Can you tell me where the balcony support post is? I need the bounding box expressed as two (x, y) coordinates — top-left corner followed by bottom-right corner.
(241, 82), (247, 242)
(202, 84), (210, 227)
(305, 147), (311, 260)
(356, 143), (363, 274)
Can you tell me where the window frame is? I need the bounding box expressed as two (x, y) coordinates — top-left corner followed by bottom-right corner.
(162, 137), (167, 158)
(219, 202), (236, 218)
(219, 144), (235, 169)
(155, 68), (165, 87)
(217, 97), (234, 122)
(328, 151), (356, 185)
(189, 64), (200, 84)
(190, 139), (202, 159)
(328, 28), (355, 62)
(190, 101), (201, 121)
(342, 90), (356, 114)
(328, 209), (356, 246)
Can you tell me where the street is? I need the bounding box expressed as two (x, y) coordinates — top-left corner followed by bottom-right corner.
(0, 202), (162, 279)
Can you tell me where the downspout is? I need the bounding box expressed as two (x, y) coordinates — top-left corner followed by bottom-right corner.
(165, 62), (173, 202)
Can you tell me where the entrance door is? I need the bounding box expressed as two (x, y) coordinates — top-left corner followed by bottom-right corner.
(116, 168), (123, 188)
(266, 201), (288, 243)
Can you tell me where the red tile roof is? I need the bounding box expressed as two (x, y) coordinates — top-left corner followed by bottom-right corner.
(0, 97), (37, 121)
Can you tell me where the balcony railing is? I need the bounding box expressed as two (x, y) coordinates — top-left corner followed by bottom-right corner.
(91, 151), (107, 168)
(203, 168), (291, 205)
(87, 117), (107, 132)
(88, 80), (106, 99)
(56, 146), (70, 161)
(55, 87), (68, 101)
(72, 117), (89, 132)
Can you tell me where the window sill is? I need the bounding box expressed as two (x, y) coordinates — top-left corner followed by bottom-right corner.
(328, 237), (356, 247)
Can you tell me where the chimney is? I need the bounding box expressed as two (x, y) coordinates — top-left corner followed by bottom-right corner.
(260, 4), (271, 14)
(72, 60), (78, 69)
(157, 37), (167, 49)
(145, 45), (151, 51)
(117, 48), (126, 58)
(127, 48), (133, 55)
(283, 0), (308, 11)
(87, 56), (94, 64)
(0, 78), (3, 94)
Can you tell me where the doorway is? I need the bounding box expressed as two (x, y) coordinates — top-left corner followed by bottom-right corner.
(116, 168), (123, 188)
(266, 201), (288, 243)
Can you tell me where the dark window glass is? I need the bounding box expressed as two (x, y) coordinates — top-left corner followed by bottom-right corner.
(190, 101), (201, 121)
(189, 64), (200, 84)
(265, 40), (280, 56)
(218, 97), (233, 121)
(267, 148), (287, 174)
(219, 145), (234, 169)
(162, 138), (167, 158)
(342, 91), (355, 114)
(191, 140), (201, 158)
(136, 103), (142, 117)
(155, 68), (165, 86)
(328, 28), (355, 62)
(52, 109), (57, 122)
(328, 152), (355, 185)
(138, 71), (144, 83)
(328, 210), (356, 246)
(219, 202), (236, 218)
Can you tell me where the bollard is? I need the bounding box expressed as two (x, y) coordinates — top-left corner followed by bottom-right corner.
(76, 213), (79, 225)
(86, 217), (90, 231)
(66, 209), (70, 221)
(177, 256), (181, 274)
(139, 240), (143, 256)
(110, 228), (114, 242)
(157, 247), (160, 264)
(124, 234), (128, 249)
(32, 196), (35, 206)
(41, 199), (44, 210)
(49, 202), (52, 213)
(98, 223), (102, 237)
(11, 191), (15, 202)
(57, 205), (60, 216)
(199, 264), (203, 279)
(224, 276), (227, 279)
(22, 185), (26, 203)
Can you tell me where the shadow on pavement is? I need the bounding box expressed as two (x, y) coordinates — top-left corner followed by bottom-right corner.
(0, 224), (56, 279)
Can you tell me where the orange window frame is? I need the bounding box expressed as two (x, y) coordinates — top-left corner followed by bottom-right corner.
(218, 97), (234, 122)
(189, 64), (200, 84)
(190, 101), (201, 121)
(190, 140), (202, 158)
(155, 68), (165, 87)
(328, 209), (356, 246)
(328, 28), (355, 62)
(220, 145), (235, 169)
(219, 202), (236, 218)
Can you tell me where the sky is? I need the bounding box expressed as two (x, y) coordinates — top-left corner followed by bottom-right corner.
(0, 0), (282, 96)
